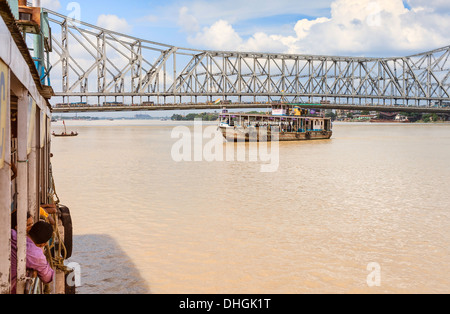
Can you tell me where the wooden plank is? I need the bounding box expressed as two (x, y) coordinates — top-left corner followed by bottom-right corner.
(15, 90), (28, 294)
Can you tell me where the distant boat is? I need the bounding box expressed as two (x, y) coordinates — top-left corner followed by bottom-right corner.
(52, 121), (78, 137)
(52, 131), (78, 137)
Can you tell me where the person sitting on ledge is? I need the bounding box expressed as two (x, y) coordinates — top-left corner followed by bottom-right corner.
(10, 221), (55, 294)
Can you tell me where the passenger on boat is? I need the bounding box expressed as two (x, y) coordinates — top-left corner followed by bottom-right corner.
(10, 222), (55, 294)
(40, 204), (57, 226)
(11, 211), (34, 233)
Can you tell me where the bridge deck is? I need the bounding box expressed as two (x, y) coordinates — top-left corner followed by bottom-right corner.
(51, 103), (450, 114)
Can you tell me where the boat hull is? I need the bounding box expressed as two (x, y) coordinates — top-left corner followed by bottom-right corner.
(52, 133), (78, 137)
(219, 127), (332, 142)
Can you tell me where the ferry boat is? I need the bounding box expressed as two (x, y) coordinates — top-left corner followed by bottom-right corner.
(218, 104), (333, 142)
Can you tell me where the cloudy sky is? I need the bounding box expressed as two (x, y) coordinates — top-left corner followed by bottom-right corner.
(41, 0), (450, 57)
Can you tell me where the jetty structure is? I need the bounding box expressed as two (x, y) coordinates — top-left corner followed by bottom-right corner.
(1, 0), (73, 294)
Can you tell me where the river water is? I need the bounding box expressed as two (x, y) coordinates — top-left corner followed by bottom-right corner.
(50, 120), (450, 294)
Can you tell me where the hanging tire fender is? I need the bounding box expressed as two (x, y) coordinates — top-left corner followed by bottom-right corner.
(58, 205), (73, 259)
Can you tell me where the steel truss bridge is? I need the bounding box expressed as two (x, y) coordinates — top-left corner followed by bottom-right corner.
(43, 9), (450, 114)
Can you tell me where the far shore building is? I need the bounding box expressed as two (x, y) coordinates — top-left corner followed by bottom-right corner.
(378, 112), (398, 120)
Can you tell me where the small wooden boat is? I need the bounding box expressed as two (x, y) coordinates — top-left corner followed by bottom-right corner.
(52, 121), (78, 137)
(52, 131), (78, 137)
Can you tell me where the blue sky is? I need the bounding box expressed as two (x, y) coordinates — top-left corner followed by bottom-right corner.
(43, 0), (450, 57)
(49, 0), (333, 49)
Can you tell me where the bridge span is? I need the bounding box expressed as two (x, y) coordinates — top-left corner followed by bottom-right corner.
(38, 9), (450, 112)
(51, 103), (450, 114)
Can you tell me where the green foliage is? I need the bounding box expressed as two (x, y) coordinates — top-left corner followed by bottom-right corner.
(422, 113), (439, 123)
(325, 112), (337, 120)
(171, 113), (219, 121)
(171, 114), (184, 121)
(247, 111), (267, 115)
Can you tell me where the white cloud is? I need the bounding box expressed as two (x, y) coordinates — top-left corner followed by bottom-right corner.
(188, 22), (294, 53)
(186, 0), (450, 56)
(245, 33), (291, 53)
(178, 7), (200, 34)
(97, 14), (132, 34)
(291, 0), (450, 55)
(294, 17), (330, 39)
(40, 0), (61, 11)
(188, 20), (243, 51)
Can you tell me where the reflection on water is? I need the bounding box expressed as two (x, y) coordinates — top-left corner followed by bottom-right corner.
(52, 121), (450, 294)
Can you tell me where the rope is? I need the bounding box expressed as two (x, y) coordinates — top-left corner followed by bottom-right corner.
(48, 162), (60, 205)
(45, 161), (68, 273)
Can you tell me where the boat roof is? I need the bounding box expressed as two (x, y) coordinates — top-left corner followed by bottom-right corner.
(220, 113), (331, 120)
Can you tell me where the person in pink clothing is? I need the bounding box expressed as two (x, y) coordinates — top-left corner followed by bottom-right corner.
(10, 221), (55, 294)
